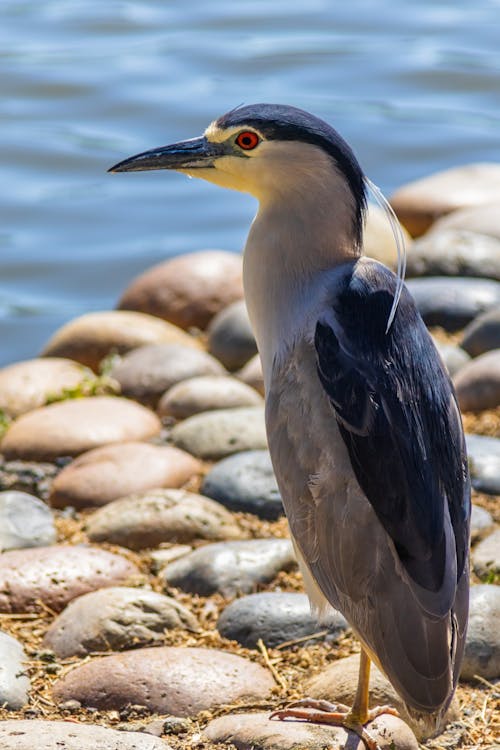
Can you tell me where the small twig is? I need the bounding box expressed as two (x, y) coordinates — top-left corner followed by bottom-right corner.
(0, 613), (41, 620)
(473, 674), (499, 691)
(257, 638), (287, 692)
(480, 695), (489, 724)
(275, 629), (329, 650)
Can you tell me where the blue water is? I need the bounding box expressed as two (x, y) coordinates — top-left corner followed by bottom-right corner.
(1, 0), (500, 365)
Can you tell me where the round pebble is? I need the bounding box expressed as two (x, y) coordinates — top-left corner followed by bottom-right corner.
(0, 545), (138, 613)
(471, 528), (500, 580)
(49, 442), (201, 509)
(163, 538), (296, 597)
(362, 203), (413, 270)
(0, 396), (161, 461)
(406, 229), (500, 280)
(85, 488), (243, 550)
(466, 433), (500, 495)
(201, 450), (283, 520)
(433, 341), (470, 377)
(204, 711), (418, 750)
(427, 200), (500, 241)
(461, 584), (500, 680)
(0, 720), (169, 750)
(110, 343), (225, 407)
(207, 299), (257, 370)
(170, 406), (267, 460)
(158, 374), (263, 419)
(0, 491), (56, 551)
(0, 358), (93, 418)
(453, 349), (500, 412)
(405, 277), (500, 331)
(43, 586), (199, 658)
(461, 306), (500, 357)
(217, 591), (348, 649)
(390, 163), (500, 237)
(118, 250), (244, 330)
(40, 310), (199, 371)
(0, 632), (30, 709)
(470, 504), (495, 544)
(237, 353), (264, 395)
(52, 646), (274, 715)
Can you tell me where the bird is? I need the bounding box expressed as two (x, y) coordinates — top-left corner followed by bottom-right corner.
(109, 104), (471, 749)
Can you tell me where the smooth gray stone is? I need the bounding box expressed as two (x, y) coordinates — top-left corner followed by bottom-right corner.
(0, 491), (56, 552)
(207, 300), (258, 371)
(461, 306), (500, 357)
(433, 341), (470, 376)
(217, 591), (348, 649)
(472, 529), (500, 580)
(453, 348), (500, 412)
(406, 229), (500, 281)
(461, 584), (500, 680)
(201, 450), (283, 520)
(405, 277), (500, 331)
(43, 586), (199, 658)
(470, 504), (495, 544)
(466, 433), (500, 495)
(163, 538), (296, 597)
(0, 720), (170, 749)
(0, 631), (30, 709)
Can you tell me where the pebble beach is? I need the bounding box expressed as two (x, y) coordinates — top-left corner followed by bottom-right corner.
(0, 164), (499, 749)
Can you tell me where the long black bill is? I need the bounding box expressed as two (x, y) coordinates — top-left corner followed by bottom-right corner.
(108, 136), (220, 173)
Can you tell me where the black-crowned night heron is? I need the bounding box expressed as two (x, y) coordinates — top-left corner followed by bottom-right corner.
(110, 104), (471, 748)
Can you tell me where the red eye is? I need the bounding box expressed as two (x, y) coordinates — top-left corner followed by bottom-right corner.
(236, 131), (260, 150)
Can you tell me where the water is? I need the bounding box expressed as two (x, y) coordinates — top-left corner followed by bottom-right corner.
(1, 0), (500, 366)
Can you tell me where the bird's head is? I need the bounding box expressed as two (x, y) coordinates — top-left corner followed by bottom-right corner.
(109, 103), (367, 246)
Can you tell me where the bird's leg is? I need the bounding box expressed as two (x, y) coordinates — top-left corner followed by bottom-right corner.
(270, 649), (399, 750)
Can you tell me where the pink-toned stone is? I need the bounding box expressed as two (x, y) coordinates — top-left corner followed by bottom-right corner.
(1, 396), (161, 461)
(363, 203), (413, 269)
(453, 349), (500, 412)
(237, 354), (264, 396)
(41, 310), (200, 371)
(118, 250), (244, 330)
(0, 720), (169, 749)
(49, 442), (201, 509)
(52, 646), (274, 714)
(158, 375), (263, 419)
(390, 164), (500, 237)
(204, 711), (418, 750)
(427, 200), (500, 241)
(0, 358), (93, 418)
(0, 545), (138, 613)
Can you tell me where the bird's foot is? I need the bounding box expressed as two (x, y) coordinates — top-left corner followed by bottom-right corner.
(270, 698), (399, 750)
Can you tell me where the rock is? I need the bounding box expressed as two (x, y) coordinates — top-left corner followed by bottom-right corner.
(0, 358), (93, 418)
(0, 545), (138, 613)
(237, 353), (264, 396)
(433, 341), (470, 377)
(43, 586), (199, 658)
(0, 491), (56, 551)
(85, 488), (242, 550)
(49, 442), (201, 509)
(163, 538), (296, 597)
(204, 711), (418, 750)
(149, 545), (192, 574)
(306, 653), (458, 741)
(217, 591), (348, 649)
(158, 375), (263, 419)
(41, 310), (199, 371)
(363, 203), (413, 270)
(0, 720), (170, 749)
(470, 504), (495, 544)
(0, 632), (30, 709)
(207, 300), (258, 370)
(118, 250), (244, 330)
(1, 396), (161, 461)
(52, 646), (274, 714)
(461, 306), (500, 357)
(472, 528), (500, 580)
(453, 349), (500, 412)
(170, 406), (267, 460)
(427, 200), (500, 241)
(461, 584), (500, 680)
(111, 343), (225, 407)
(466, 433), (500, 495)
(201, 450), (283, 520)
(390, 164), (500, 237)
(406, 230), (500, 280)
(405, 277), (500, 331)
